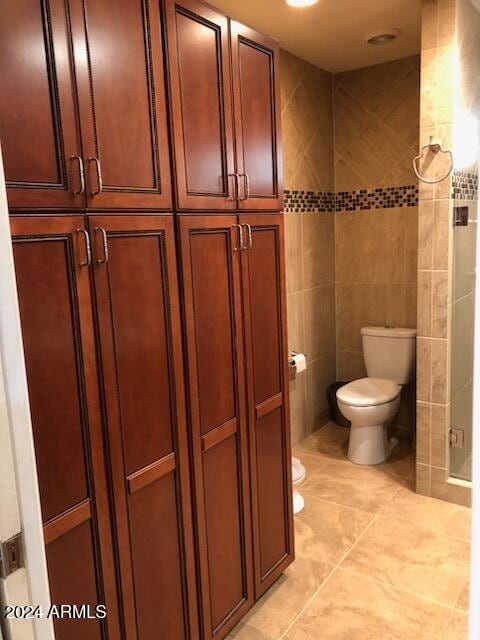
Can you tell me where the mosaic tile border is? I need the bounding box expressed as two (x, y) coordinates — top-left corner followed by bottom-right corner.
(284, 189), (335, 213)
(284, 185), (419, 213)
(452, 170), (478, 201)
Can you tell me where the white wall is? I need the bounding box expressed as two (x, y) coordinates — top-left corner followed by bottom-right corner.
(0, 146), (53, 639)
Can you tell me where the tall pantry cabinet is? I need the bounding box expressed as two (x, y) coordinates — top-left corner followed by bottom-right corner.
(0, 0), (293, 639)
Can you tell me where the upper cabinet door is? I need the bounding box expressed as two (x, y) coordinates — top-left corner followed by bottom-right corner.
(230, 23), (283, 211)
(69, 0), (172, 209)
(0, 0), (84, 210)
(165, 0), (236, 211)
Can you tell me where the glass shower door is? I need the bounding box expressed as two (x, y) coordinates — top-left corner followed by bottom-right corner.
(450, 199), (477, 481)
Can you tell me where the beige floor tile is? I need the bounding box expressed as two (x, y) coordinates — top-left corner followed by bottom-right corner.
(299, 459), (404, 513)
(284, 569), (452, 640)
(442, 610), (469, 640)
(228, 500), (372, 640)
(342, 516), (470, 607)
(292, 447), (330, 479)
(456, 580), (470, 612)
(296, 423), (349, 460)
(379, 488), (472, 541)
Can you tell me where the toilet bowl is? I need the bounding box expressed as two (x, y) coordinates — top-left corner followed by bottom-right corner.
(337, 378), (401, 464)
(336, 326), (416, 466)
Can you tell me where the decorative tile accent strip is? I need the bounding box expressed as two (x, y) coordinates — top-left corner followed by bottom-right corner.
(452, 170), (478, 201)
(284, 186), (419, 213)
(334, 185), (418, 211)
(284, 189), (335, 213)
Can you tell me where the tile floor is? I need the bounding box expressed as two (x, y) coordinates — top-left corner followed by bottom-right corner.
(228, 422), (471, 640)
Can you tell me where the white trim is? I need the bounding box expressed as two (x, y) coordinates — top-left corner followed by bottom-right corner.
(0, 146), (54, 639)
(469, 190), (480, 639)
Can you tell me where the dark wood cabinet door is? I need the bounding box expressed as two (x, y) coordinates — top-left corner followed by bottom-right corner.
(178, 215), (254, 638)
(89, 215), (198, 640)
(0, 1), (84, 209)
(69, 0), (172, 209)
(10, 216), (121, 640)
(165, 0), (236, 211)
(239, 214), (294, 597)
(231, 24), (283, 211)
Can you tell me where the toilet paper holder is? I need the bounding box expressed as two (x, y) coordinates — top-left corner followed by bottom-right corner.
(289, 351), (299, 367)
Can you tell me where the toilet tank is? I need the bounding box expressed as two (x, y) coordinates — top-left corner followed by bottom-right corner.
(361, 326), (417, 384)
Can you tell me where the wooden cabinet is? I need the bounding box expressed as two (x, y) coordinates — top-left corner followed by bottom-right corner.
(5, 1), (292, 639)
(231, 27), (283, 211)
(11, 216), (121, 640)
(1, 0), (172, 211)
(178, 215), (254, 638)
(165, 0), (283, 212)
(239, 214), (294, 597)
(69, 0), (172, 209)
(89, 215), (198, 640)
(0, 1), (84, 209)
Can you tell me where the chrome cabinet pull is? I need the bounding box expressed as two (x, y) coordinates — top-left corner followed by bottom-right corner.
(233, 223), (243, 251)
(240, 174), (250, 200)
(228, 173), (240, 201)
(88, 157), (103, 196)
(77, 229), (91, 267)
(94, 227), (109, 264)
(70, 155), (85, 196)
(243, 223), (253, 250)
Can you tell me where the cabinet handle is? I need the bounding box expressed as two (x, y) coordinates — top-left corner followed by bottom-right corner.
(243, 223), (253, 250)
(228, 173), (240, 201)
(240, 174), (250, 200)
(88, 157), (103, 196)
(70, 155), (85, 196)
(233, 223), (243, 252)
(94, 227), (109, 264)
(77, 229), (92, 267)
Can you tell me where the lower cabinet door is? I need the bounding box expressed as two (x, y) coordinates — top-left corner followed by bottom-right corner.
(88, 215), (198, 640)
(177, 215), (254, 639)
(239, 214), (294, 598)
(11, 215), (121, 640)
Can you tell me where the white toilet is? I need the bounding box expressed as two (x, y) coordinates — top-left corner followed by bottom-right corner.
(336, 326), (416, 465)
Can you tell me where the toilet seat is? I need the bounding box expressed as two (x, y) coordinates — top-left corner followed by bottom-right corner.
(337, 377), (400, 407)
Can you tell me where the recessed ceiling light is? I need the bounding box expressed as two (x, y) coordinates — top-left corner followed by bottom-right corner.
(286, 0), (319, 7)
(366, 28), (401, 45)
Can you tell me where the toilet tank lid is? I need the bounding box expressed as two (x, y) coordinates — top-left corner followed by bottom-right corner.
(361, 326), (417, 338)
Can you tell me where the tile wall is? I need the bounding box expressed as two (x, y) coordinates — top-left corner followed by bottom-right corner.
(283, 52), (421, 444)
(415, 0), (477, 505)
(281, 50), (336, 445)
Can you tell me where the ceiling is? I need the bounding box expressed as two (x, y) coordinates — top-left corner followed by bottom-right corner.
(210, 0), (422, 72)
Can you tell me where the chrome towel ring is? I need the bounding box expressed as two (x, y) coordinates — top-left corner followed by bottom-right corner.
(413, 136), (453, 184)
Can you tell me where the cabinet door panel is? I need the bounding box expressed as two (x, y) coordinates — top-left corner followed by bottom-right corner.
(70, 0), (172, 209)
(178, 215), (253, 639)
(1, 0), (83, 209)
(231, 24), (283, 211)
(165, 0), (236, 210)
(11, 216), (120, 640)
(90, 215), (197, 640)
(239, 214), (294, 597)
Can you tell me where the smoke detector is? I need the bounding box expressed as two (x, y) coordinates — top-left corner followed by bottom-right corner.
(366, 29), (401, 45)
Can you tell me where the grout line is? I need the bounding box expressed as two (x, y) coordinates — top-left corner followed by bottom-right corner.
(279, 513), (379, 638)
(339, 565), (463, 614)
